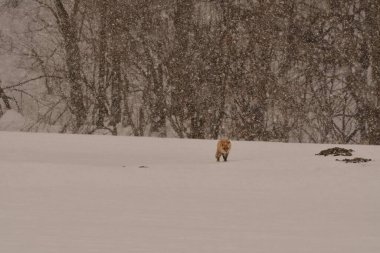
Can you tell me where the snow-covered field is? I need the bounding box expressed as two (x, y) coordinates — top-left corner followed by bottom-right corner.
(0, 131), (379, 253)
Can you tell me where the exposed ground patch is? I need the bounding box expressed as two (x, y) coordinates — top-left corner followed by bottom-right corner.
(316, 147), (353, 156)
(336, 157), (372, 163)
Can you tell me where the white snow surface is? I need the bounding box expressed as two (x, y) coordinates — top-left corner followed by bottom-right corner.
(0, 131), (379, 253)
(0, 110), (26, 131)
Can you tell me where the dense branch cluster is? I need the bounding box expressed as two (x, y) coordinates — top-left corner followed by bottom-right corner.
(1, 0), (379, 144)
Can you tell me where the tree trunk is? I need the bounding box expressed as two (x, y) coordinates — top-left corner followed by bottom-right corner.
(365, 0), (380, 144)
(54, 0), (86, 131)
(96, 0), (109, 128)
(149, 63), (167, 137)
(109, 1), (123, 135)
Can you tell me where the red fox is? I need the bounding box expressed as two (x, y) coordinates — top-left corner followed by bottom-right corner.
(215, 139), (231, 162)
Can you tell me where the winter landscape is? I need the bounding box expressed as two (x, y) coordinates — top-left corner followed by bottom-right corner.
(1, 131), (379, 253)
(1, 0), (380, 252)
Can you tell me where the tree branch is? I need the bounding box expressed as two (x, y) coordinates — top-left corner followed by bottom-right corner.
(3, 75), (63, 90)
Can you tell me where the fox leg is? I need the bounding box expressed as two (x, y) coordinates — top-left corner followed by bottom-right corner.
(216, 152), (221, 162)
(222, 153), (228, 162)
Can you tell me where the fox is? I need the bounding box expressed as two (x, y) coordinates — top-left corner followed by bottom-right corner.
(215, 139), (231, 162)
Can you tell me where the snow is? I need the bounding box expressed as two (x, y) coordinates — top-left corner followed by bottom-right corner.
(0, 109), (26, 131)
(0, 131), (379, 253)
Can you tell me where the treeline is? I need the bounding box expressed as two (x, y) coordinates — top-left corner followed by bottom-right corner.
(1, 0), (380, 144)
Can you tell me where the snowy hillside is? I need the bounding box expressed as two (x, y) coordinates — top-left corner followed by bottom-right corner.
(0, 132), (379, 253)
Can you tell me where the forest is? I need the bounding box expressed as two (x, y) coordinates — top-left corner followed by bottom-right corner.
(0, 0), (379, 144)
